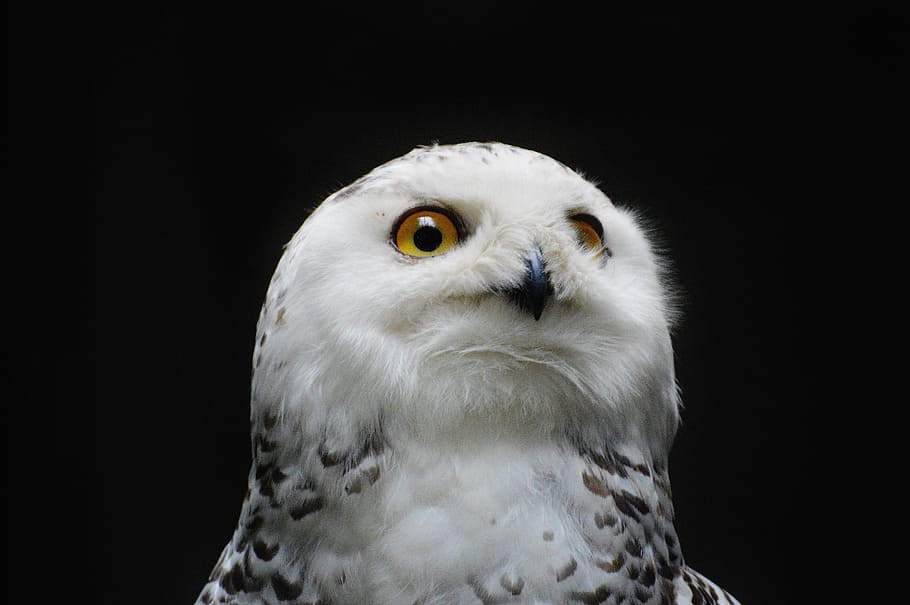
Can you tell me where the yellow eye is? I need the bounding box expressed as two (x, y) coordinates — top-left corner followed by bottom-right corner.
(570, 213), (606, 257)
(392, 207), (462, 257)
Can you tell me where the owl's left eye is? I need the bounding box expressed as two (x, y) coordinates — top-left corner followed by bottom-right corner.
(392, 206), (463, 257)
(569, 213), (607, 257)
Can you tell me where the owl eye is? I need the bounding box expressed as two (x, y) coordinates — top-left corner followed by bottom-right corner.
(569, 213), (607, 257)
(392, 207), (462, 257)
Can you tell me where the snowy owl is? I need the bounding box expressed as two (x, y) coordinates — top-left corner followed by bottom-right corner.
(196, 142), (740, 605)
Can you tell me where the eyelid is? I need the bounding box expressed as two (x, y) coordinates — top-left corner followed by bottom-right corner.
(390, 205), (465, 239)
(568, 213), (604, 240)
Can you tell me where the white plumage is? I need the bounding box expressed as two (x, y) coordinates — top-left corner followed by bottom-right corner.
(196, 142), (740, 605)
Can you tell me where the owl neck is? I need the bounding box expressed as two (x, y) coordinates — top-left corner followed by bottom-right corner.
(377, 397), (675, 468)
(199, 408), (684, 603)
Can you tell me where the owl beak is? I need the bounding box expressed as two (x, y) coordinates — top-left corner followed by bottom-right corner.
(505, 246), (550, 321)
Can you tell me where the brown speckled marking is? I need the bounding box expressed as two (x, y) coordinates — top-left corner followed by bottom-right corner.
(218, 565), (243, 595)
(586, 449), (628, 478)
(252, 539), (279, 561)
(345, 465), (381, 494)
(595, 553), (624, 573)
(581, 470), (610, 497)
(613, 490), (648, 519)
(542, 529), (554, 541)
(289, 496), (324, 520)
(319, 446), (346, 468)
(665, 532), (681, 565)
(271, 573), (303, 600)
(568, 585), (610, 604)
(275, 307), (287, 326)
(683, 568), (729, 605)
(708, 584), (719, 601)
(593, 511), (617, 528)
(256, 464), (287, 500)
(256, 435), (278, 453)
(556, 557), (577, 582)
(245, 514), (263, 535)
(625, 538), (643, 558)
(661, 580), (676, 605)
(470, 578), (509, 605)
(319, 431), (385, 473)
(683, 573), (701, 605)
(262, 412), (278, 430)
(500, 574), (525, 595)
(639, 564), (656, 587)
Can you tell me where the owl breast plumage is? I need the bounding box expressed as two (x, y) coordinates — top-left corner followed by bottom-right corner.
(196, 142), (740, 605)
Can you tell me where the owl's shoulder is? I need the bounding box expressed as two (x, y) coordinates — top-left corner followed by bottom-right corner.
(672, 566), (742, 605)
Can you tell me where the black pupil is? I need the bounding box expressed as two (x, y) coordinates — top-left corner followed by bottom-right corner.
(413, 224), (443, 251)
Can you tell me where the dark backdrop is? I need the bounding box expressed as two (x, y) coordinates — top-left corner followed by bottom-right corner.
(12, 5), (896, 604)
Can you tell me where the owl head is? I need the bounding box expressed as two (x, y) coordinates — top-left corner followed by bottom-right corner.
(252, 143), (679, 461)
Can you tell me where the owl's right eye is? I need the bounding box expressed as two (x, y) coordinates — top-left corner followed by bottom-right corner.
(391, 206), (463, 257)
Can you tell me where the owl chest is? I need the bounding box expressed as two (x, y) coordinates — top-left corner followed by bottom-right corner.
(240, 439), (676, 604)
(348, 445), (587, 595)
(370, 444), (569, 549)
(336, 444), (672, 603)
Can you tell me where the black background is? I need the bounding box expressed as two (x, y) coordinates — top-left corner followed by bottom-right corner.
(11, 5), (899, 604)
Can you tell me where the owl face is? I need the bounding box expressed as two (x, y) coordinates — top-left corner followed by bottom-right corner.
(254, 143), (678, 456)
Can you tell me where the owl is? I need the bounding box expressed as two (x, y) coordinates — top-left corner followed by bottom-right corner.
(196, 142), (740, 605)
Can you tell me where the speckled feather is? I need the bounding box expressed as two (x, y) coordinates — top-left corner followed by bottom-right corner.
(195, 143), (740, 605)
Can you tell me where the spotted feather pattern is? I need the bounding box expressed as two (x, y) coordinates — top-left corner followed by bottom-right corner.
(195, 429), (738, 604)
(196, 410), (386, 605)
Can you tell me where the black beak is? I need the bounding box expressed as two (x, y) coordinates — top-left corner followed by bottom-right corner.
(504, 246), (550, 321)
